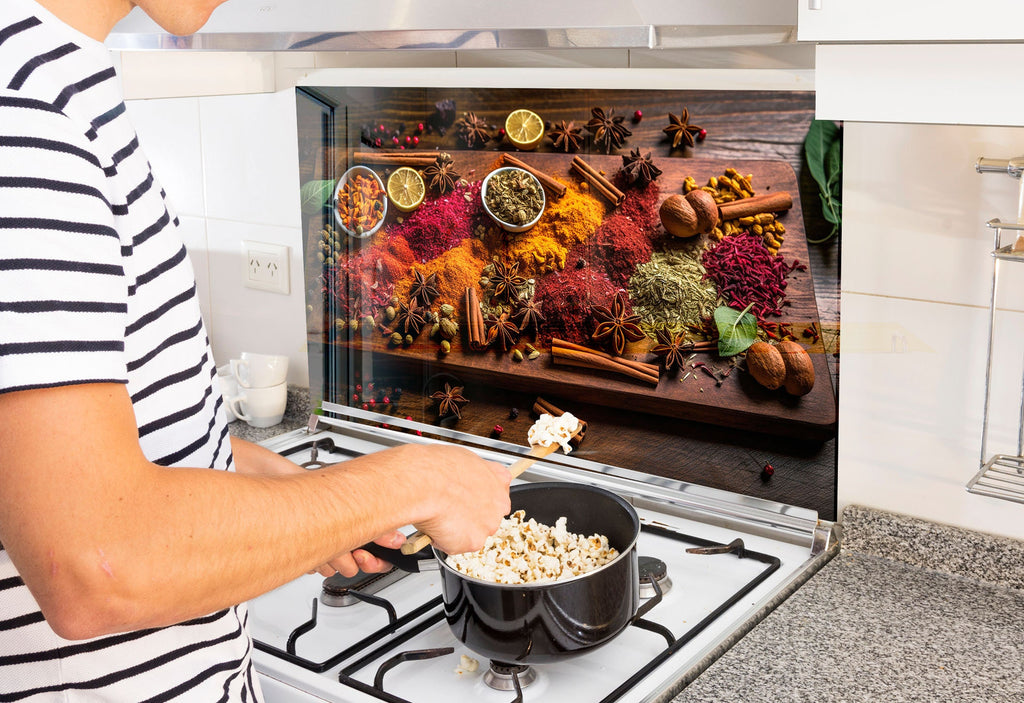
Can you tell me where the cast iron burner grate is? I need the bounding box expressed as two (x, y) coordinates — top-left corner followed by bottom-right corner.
(253, 524), (781, 702)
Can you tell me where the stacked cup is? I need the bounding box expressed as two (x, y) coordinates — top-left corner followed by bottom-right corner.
(223, 352), (289, 428)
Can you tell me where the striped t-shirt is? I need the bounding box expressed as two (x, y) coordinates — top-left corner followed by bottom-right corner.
(0, 0), (261, 700)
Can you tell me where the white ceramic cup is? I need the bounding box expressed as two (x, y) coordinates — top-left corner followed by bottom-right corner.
(231, 352), (288, 389)
(217, 364), (239, 421)
(226, 382), (288, 428)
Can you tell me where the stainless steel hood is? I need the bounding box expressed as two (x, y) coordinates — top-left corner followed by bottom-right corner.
(107, 0), (797, 52)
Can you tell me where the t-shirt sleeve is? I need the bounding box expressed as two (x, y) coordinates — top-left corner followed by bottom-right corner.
(0, 94), (129, 394)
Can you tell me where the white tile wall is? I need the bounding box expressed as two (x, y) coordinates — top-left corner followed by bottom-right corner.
(126, 87), (309, 386)
(840, 121), (1024, 540)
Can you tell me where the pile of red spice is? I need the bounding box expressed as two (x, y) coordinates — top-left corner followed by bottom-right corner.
(591, 181), (663, 288)
(321, 236), (414, 319)
(533, 249), (617, 346)
(389, 181), (484, 263)
(701, 231), (806, 322)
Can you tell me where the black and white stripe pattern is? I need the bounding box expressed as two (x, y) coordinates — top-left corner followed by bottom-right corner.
(0, 0), (256, 699)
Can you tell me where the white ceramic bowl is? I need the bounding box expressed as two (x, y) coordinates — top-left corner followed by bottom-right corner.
(332, 165), (387, 238)
(481, 166), (546, 234)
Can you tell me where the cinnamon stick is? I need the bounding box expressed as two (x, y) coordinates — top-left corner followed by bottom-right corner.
(499, 153), (567, 199)
(570, 156), (625, 206)
(352, 151), (437, 168)
(463, 287), (486, 351)
(552, 348), (659, 385)
(718, 191), (793, 220)
(551, 338), (659, 379)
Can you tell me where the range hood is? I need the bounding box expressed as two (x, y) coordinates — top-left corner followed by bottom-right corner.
(107, 0), (797, 52)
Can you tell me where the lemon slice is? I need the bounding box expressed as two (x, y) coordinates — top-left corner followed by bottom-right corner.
(505, 109), (544, 151)
(386, 167), (425, 213)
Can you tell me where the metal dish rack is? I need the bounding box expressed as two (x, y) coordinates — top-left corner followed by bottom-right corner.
(968, 156), (1024, 504)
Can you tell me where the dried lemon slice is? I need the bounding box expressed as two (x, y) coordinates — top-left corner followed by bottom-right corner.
(386, 167), (426, 212)
(505, 109), (544, 151)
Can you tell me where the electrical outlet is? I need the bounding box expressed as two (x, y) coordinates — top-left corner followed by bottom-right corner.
(242, 241), (290, 294)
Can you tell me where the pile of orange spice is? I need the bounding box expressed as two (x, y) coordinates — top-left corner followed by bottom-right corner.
(336, 173), (385, 235)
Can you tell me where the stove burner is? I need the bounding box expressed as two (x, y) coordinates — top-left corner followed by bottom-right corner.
(483, 661), (538, 691)
(638, 555), (673, 599)
(320, 568), (407, 607)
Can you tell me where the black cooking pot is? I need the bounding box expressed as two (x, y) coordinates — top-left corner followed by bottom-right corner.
(364, 482), (648, 664)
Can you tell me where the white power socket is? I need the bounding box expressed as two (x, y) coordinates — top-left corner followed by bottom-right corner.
(242, 241), (290, 294)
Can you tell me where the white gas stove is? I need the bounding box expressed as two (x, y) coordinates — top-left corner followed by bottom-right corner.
(249, 410), (836, 703)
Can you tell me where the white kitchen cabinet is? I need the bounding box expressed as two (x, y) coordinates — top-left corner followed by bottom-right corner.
(798, 0), (1024, 42)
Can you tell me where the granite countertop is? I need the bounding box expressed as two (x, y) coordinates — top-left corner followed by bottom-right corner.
(227, 385), (311, 444)
(672, 505), (1024, 702)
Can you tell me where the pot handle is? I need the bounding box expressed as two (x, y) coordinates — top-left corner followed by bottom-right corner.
(631, 574), (664, 622)
(359, 542), (438, 573)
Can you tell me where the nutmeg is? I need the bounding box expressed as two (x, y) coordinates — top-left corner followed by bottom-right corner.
(659, 194), (699, 238)
(745, 341), (786, 390)
(777, 340), (815, 396)
(685, 189), (720, 234)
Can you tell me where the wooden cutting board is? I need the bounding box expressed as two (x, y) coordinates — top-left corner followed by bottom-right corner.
(330, 152), (836, 441)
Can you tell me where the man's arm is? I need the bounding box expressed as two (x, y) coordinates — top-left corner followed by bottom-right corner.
(0, 383), (510, 640)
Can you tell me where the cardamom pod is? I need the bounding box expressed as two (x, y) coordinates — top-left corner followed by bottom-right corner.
(439, 317), (459, 341)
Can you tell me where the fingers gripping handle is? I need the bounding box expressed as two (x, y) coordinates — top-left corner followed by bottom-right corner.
(398, 440), (567, 556)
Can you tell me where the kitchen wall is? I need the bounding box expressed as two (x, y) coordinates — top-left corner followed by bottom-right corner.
(117, 49), (1024, 540)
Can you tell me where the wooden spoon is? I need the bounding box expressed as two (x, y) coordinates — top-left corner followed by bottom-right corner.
(398, 437), (574, 555)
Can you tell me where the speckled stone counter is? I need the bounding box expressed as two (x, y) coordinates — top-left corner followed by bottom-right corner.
(227, 385), (311, 444)
(672, 505), (1024, 702)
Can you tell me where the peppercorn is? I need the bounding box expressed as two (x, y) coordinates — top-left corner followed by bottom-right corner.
(491, 424), (504, 438)
(632, 109), (643, 123)
(509, 407), (520, 419)
(761, 463), (775, 480)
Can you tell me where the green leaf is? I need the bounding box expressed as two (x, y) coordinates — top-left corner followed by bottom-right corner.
(804, 119), (839, 193)
(824, 137), (842, 191)
(300, 180), (335, 214)
(714, 303), (758, 357)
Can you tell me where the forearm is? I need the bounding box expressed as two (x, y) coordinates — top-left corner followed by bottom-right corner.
(0, 384), (479, 639)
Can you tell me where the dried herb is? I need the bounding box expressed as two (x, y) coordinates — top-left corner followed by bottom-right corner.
(620, 148), (662, 186)
(484, 169), (543, 226)
(591, 290), (645, 356)
(804, 119), (842, 243)
(714, 303), (757, 357)
(663, 108), (704, 150)
(628, 246), (718, 336)
(586, 107), (631, 154)
(423, 152), (461, 195)
(547, 120), (584, 153)
(430, 383), (468, 419)
(455, 112), (491, 149)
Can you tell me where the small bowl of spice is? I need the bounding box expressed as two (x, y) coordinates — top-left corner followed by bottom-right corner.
(481, 166), (546, 233)
(332, 165), (387, 238)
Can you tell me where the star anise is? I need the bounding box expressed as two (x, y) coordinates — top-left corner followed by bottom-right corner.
(651, 329), (689, 372)
(585, 107), (632, 154)
(393, 298), (427, 336)
(663, 107), (704, 150)
(455, 112), (491, 149)
(621, 148), (663, 187)
(487, 260), (526, 303)
(423, 152), (461, 195)
(430, 383), (469, 419)
(546, 120), (584, 153)
(408, 269), (439, 307)
(511, 297), (545, 336)
(485, 312), (520, 351)
(591, 290), (645, 357)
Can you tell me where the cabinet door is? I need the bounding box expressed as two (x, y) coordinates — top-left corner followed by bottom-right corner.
(798, 0), (1024, 42)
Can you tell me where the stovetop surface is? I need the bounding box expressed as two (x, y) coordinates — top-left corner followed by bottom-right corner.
(249, 421), (834, 703)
